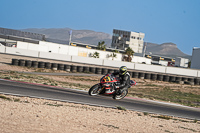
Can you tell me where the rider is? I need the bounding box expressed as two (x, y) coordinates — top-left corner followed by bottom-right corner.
(112, 66), (131, 94)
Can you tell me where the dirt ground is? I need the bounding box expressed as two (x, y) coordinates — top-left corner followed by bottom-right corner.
(0, 94), (200, 133)
(0, 53), (200, 133)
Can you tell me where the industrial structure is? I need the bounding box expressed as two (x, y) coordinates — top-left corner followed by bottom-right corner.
(111, 29), (145, 53)
(191, 47), (200, 69)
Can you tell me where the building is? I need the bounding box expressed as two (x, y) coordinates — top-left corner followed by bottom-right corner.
(145, 54), (175, 66)
(111, 29), (145, 53)
(0, 27), (45, 41)
(191, 47), (200, 69)
(175, 57), (189, 68)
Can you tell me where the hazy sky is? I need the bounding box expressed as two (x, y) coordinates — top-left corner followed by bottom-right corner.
(1, 0), (200, 55)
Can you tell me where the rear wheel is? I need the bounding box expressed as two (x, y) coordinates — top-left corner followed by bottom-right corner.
(113, 90), (128, 100)
(88, 84), (101, 96)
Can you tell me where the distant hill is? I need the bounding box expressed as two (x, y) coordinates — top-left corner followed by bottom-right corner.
(22, 28), (190, 59)
(22, 28), (112, 46)
(145, 42), (191, 59)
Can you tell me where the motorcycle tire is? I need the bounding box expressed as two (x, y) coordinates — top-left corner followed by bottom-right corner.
(113, 90), (128, 100)
(88, 84), (100, 96)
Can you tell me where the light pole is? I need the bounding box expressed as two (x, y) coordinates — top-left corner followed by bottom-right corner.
(69, 30), (72, 45)
(142, 42), (147, 57)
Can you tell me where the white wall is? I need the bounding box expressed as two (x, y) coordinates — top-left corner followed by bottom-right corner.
(6, 47), (38, 57)
(5, 40), (200, 77)
(166, 67), (197, 77)
(58, 45), (69, 55)
(0, 45), (5, 53)
(39, 45), (48, 52)
(159, 60), (168, 66)
(48, 43), (60, 53)
(17, 41), (29, 49)
(77, 47), (88, 57)
(28, 43), (39, 51)
(18, 40), (123, 61)
(39, 52), (71, 61)
(135, 63), (166, 73)
(132, 56), (151, 64)
(68, 46), (79, 56)
(175, 57), (189, 68)
(38, 41), (49, 52)
(72, 56), (103, 65)
(198, 71), (200, 77)
(2, 46), (200, 77)
(103, 59), (135, 69)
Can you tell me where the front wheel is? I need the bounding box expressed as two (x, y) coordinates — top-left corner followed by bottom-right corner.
(113, 90), (128, 100)
(88, 84), (101, 96)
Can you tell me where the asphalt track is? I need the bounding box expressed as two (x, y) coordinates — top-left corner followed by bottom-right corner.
(0, 79), (200, 120)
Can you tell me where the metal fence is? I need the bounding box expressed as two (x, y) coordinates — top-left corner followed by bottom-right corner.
(0, 27), (45, 41)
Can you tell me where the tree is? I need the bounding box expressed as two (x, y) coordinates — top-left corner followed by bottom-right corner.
(188, 60), (191, 68)
(109, 52), (117, 60)
(124, 47), (134, 62)
(92, 51), (99, 58)
(112, 50), (119, 53)
(97, 41), (106, 51)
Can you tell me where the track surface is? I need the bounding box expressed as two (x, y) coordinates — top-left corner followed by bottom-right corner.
(0, 79), (200, 120)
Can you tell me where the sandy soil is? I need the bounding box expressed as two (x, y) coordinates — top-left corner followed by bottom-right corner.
(0, 53), (200, 133)
(0, 95), (200, 133)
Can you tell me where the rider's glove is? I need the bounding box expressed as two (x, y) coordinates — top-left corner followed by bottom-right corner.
(115, 86), (120, 89)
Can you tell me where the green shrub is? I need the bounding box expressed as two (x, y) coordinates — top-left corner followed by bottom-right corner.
(115, 105), (127, 111)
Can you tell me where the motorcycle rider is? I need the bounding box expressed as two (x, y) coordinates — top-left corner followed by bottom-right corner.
(112, 66), (131, 95)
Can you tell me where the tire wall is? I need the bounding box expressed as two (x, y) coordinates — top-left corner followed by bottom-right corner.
(11, 58), (200, 85)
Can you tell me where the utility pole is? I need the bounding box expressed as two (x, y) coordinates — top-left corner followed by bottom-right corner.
(69, 30), (72, 45)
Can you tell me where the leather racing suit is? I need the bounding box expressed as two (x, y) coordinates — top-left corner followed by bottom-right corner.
(112, 71), (131, 94)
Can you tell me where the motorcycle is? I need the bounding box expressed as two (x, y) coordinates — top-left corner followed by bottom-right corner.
(88, 73), (137, 100)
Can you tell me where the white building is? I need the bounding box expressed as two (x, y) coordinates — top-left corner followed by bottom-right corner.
(191, 47), (200, 69)
(111, 29), (145, 53)
(175, 57), (189, 68)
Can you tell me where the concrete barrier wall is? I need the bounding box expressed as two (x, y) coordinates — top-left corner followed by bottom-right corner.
(87, 49), (98, 57)
(86, 48), (122, 61)
(4, 41), (200, 78)
(72, 56), (103, 65)
(17, 40), (124, 61)
(17, 41), (29, 49)
(58, 45), (69, 55)
(132, 56), (151, 64)
(115, 53), (122, 61)
(0, 45), (5, 53)
(68, 46), (79, 56)
(99, 50), (108, 59)
(38, 45), (48, 52)
(39, 41), (56, 53)
(5, 47), (38, 57)
(0, 38), (6, 42)
(28, 43), (39, 51)
(48, 43), (60, 53)
(198, 71), (200, 77)
(103, 59), (135, 69)
(159, 60), (168, 66)
(166, 67), (198, 77)
(78, 47), (88, 57)
(39, 52), (71, 61)
(135, 63), (166, 73)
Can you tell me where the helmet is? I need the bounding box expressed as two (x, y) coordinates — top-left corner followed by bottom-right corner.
(119, 66), (127, 75)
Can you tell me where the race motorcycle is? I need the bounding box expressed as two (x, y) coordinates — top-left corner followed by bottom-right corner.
(88, 73), (137, 100)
